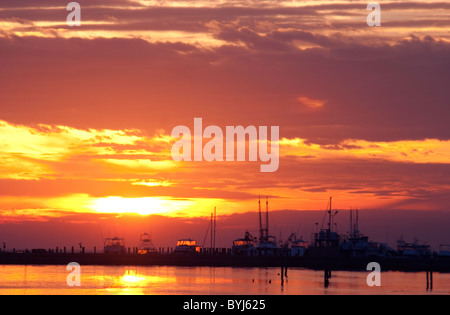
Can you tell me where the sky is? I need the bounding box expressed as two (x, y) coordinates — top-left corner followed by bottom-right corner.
(0, 0), (449, 250)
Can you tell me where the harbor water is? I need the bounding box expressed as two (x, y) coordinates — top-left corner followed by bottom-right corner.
(0, 265), (449, 295)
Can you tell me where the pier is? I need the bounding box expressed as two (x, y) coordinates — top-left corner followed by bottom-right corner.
(1, 249), (449, 273)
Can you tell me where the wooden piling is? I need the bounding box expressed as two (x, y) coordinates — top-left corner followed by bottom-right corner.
(430, 270), (433, 291)
(324, 269), (330, 288)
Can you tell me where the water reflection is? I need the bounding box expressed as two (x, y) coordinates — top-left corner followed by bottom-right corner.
(122, 270), (146, 284)
(97, 267), (178, 295)
(0, 265), (449, 295)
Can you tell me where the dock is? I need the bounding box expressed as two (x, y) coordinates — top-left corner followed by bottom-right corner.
(1, 249), (449, 273)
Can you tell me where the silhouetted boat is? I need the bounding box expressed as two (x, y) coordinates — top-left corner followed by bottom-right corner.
(232, 231), (257, 256)
(397, 237), (432, 257)
(256, 197), (278, 256)
(340, 209), (395, 258)
(138, 233), (156, 254)
(439, 245), (450, 257)
(290, 238), (308, 257)
(257, 236), (278, 256)
(312, 197), (341, 248)
(174, 239), (201, 254)
(104, 237), (126, 254)
(279, 233), (309, 256)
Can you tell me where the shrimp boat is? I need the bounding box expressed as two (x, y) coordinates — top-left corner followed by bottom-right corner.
(340, 209), (395, 258)
(138, 233), (157, 254)
(313, 197), (341, 248)
(231, 197), (279, 256)
(256, 197), (278, 256)
(104, 237), (126, 254)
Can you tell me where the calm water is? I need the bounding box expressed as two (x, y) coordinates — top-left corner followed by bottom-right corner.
(0, 265), (448, 295)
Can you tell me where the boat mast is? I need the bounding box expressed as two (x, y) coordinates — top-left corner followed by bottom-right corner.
(265, 196), (269, 239)
(326, 196), (338, 246)
(259, 196), (263, 243)
(214, 207), (217, 249)
(350, 208), (353, 237)
(210, 212), (213, 250)
(328, 196), (332, 233)
(355, 208), (359, 235)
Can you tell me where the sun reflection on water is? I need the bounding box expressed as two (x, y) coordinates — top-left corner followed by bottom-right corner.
(99, 268), (177, 295)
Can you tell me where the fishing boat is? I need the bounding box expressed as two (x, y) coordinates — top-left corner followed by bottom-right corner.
(340, 209), (395, 258)
(313, 197), (341, 248)
(280, 233), (308, 257)
(232, 231), (257, 256)
(290, 238), (309, 257)
(138, 233), (157, 254)
(397, 238), (432, 257)
(256, 197), (279, 256)
(438, 244), (450, 257)
(257, 236), (278, 256)
(174, 239), (201, 254)
(104, 237), (126, 254)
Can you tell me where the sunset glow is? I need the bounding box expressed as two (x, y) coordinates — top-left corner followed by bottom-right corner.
(0, 0), (449, 252)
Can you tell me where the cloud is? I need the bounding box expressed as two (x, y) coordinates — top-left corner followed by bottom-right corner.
(3, 34), (449, 142)
(2, 0), (450, 46)
(0, 0), (449, 238)
(281, 138), (450, 164)
(297, 96), (327, 108)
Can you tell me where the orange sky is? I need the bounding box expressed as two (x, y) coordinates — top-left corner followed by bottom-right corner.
(0, 0), (449, 249)
(0, 118), (449, 219)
